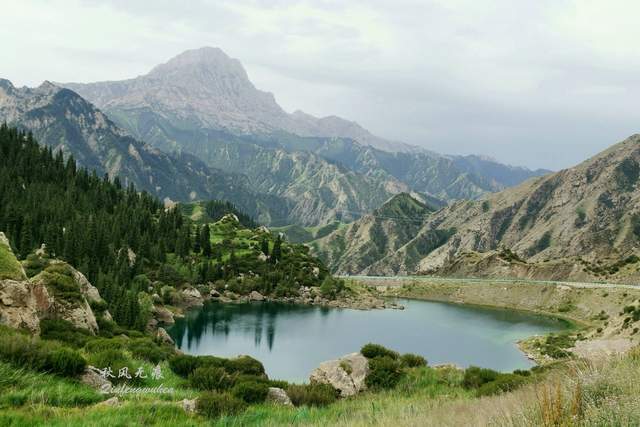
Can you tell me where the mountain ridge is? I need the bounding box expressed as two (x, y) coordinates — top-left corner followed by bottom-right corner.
(315, 134), (640, 283)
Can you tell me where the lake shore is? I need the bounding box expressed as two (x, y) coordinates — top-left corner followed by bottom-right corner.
(349, 276), (640, 364)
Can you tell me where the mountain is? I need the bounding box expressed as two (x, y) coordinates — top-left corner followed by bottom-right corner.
(0, 78), (290, 222)
(62, 47), (548, 207)
(63, 47), (410, 152)
(319, 134), (640, 283)
(311, 193), (444, 274)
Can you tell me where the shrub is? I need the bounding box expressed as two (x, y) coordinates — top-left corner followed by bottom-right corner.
(169, 354), (201, 378)
(0, 327), (85, 377)
(400, 353), (427, 368)
(190, 366), (235, 391)
(476, 373), (527, 397)
(40, 319), (92, 348)
(84, 337), (127, 353)
(96, 318), (116, 337)
(225, 355), (265, 376)
(268, 379), (289, 389)
(365, 356), (405, 390)
(287, 383), (337, 407)
(197, 356), (229, 369)
(231, 380), (269, 403)
(319, 277), (345, 300)
(360, 343), (399, 360)
(42, 348), (86, 376)
(88, 349), (137, 385)
(462, 366), (500, 389)
(127, 339), (173, 364)
(196, 392), (247, 419)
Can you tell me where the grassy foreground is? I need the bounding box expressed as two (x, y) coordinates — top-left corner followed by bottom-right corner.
(2, 349), (640, 426)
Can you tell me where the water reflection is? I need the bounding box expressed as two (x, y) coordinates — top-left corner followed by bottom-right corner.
(168, 299), (568, 382)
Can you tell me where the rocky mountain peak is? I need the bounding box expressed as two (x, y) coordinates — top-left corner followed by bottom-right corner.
(0, 78), (15, 93)
(147, 46), (253, 89)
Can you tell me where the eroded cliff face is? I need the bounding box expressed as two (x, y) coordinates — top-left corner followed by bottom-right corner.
(0, 233), (105, 334)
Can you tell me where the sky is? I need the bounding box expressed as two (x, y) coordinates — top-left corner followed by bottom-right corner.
(2, 0), (639, 170)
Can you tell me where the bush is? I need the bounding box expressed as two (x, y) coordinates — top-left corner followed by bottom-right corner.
(319, 277), (345, 300)
(169, 354), (201, 378)
(196, 392), (247, 419)
(287, 383), (337, 407)
(40, 319), (92, 348)
(476, 373), (527, 397)
(225, 355), (265, 376)
(42, 348), (86, 376)
(96, 317), (116, 337)
(190, 366), (235, 391)
(365, 356), (405, 390)
(231, 380), (269, 404)
(400, 353), (427, 368)
(88, 349), (138, 385)
(268, 379), (289, 389)
(0, 327), (85, 377)
(128, 339), (173, 364)
(462, 366), (499, 389)
(360, 343), (399, 360)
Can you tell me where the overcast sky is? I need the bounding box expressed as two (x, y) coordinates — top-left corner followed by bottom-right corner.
(2, 0), (639, 170)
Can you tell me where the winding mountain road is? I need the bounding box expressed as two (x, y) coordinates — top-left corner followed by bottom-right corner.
(340, 275), (640, 290)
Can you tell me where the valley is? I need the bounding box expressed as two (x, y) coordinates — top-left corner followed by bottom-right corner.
(1, 24), (639, 426)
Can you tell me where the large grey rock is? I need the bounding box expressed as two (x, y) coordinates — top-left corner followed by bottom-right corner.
(156, 327), (175, 345)
(266, 387), (293, 406)
(81, 366), (112, 390)
(0, 279), (48, 334)
(182, 398), (197, 413)
(309, 352), (369, 397)
(153, 305), (175, 325)
(181, 287), (203, 308)
(249, 291), (265, 301)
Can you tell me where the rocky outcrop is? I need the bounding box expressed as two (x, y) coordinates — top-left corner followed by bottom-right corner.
(152, 305), (175, 325)
(0, 243), (103, 335)
(31, 266), (99, 334)
(309, 352), (369, 397)
(0, 279), (47, 334)
(266, 387), (293, 406)
(181, 287), (203, 308)
(156, 327), (175, 345)
(248, 291), (265, 301)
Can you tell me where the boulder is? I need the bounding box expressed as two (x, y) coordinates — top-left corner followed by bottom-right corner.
(81, 366), (112, 390)
(182, 398), (197, 413)
(210, 289), (221, 298)
(266, 387), (293, 406)
(156, 327), (175, 345)
(0, 279), (46, 334)
(96, 397), (120, 407)
(181, 287), (203, 308)
(309, 352), (369, 397)
(249, 291), (265, 301)
(153, 305), (175, 325)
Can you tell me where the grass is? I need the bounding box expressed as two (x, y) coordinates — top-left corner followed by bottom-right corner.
(0, 366), (471, 426)
(0, 241), (26, 280)
(1, 338), (640, 426)
(0, 362), (102, 409)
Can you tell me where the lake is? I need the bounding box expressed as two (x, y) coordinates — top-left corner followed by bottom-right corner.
(168, 299), (568, 382)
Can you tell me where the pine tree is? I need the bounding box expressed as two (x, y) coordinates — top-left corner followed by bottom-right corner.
(193, 225), (202, 253)
(271, 235), (282, 264)
(201, 224), (212, 257)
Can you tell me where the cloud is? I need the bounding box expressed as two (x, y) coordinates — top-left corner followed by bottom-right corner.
(1, 0), (638, 169)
